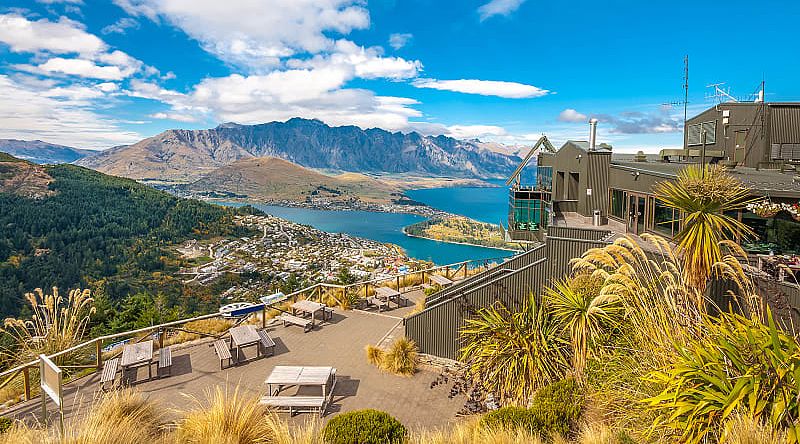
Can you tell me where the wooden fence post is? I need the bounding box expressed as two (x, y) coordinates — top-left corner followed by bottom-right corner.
(158, 328), (164, 350)
(262, 306), (267, 328)
(22, 367), (30, 401)
(95, 338), (102, 369)
(396, 276), (401, 293)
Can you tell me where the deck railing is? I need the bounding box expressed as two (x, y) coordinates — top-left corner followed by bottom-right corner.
(0, 254), (511, 406)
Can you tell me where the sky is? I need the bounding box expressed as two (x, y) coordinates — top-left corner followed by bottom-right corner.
(0, 0), (799, 153)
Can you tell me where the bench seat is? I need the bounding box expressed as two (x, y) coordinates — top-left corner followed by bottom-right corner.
(257, 329), (276, 356)
(280, 314), (312, 332)
(260, 396), (325, 416)
(213, 339), (233, 369)
(100, 357), (119, 391)
(367, 297), (389, 312)
(158, 346), (172, 377)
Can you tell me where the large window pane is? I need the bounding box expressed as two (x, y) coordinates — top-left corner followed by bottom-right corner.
(610, 189), (625, 219)
(652, 199), (674, 237)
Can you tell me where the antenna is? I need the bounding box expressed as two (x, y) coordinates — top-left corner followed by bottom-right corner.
(705, 82), (738, 103)
(662, 55), (690, 126)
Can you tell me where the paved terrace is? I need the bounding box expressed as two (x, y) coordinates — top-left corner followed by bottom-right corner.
(7, 289), (467, 431)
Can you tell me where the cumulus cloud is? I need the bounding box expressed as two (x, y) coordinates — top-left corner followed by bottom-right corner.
(388, 33), (412, 50)
(113, 0), (371, 69)
(445, 125), (508, 139)
(149, 112), (198, 123)
(558, 108), (588, 123)
(478, 0), (526, 21)
(0, 14), (104, 56)
(412, 78), (549, 98)
(0, 75), (142, 149)
(101, 17), (140, 35)
(291, 40), (421, 80)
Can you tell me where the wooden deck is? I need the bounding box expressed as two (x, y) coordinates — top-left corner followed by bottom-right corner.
(6, 290), (463, 430)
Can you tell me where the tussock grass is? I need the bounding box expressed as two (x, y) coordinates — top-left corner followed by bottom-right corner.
(364, 337), (418, 376)
(365, 344), (385, 367)
(173, 385), (274, 444)
(721, 414), (787, 444)
(410, 418), (545, 444)
(164, 318), (233, 346)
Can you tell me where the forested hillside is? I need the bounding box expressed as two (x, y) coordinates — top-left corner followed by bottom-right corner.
(0, 155), (258, 332)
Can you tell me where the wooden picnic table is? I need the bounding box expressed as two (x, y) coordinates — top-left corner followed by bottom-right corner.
(374, 286), (404, 307)
(229, 325), (262, 363)
(429, 274), (453, 287)
(121, 340), (154, 382)
(291, 300), (330, 326)
(265, 366), (336, 397)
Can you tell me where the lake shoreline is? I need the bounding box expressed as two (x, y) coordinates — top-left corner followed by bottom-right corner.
(401, 226), (521, 253)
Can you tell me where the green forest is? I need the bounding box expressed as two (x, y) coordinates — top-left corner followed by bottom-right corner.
(0, 161), (260, 334)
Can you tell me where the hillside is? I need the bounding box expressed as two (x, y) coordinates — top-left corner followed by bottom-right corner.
(77, 118), (520, 182)
(0, 139), (93, 164)
(187, 156), (402, 203)
(0, 152), (55, 198)
(0, 153), (257, 327)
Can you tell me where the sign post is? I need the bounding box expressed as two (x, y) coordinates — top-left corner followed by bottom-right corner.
(39, 354), (64, 438)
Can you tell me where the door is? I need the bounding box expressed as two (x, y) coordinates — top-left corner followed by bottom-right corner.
(627, 195), (637, 233)
(636, 196), (646, 235)
(627, 195), (646, 235)
(734, 130), (747, 163)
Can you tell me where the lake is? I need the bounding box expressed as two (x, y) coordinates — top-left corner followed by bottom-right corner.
(405, 179), (510, 225)
(224, 203), (514, 265)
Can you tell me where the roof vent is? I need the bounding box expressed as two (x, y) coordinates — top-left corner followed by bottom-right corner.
(589, 118), (598, 151)
(634, 151), (647, 162)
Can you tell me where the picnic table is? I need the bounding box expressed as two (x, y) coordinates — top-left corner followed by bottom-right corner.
(265, 366), (336, 397)
(229, 325), (262, 363)
(291, 300), (331, 326)
(374, 286), (404, 307)
(429, 274), (454, 287)
(121, 340), (154, 382)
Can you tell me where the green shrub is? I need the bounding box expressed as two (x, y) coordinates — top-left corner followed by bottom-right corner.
(322, 409), (406, 444)
(0, 417), (12, 434)
(528, 378), (584, 438)
(479, 379), (584, 439)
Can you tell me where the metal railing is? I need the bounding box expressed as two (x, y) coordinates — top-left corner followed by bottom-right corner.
(0, 254), (512, 404)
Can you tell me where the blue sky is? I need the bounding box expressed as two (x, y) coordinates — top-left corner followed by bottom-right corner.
(0, 0), (798, 152)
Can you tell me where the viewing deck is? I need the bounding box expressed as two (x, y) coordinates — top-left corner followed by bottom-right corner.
(6, 289), (467, 431)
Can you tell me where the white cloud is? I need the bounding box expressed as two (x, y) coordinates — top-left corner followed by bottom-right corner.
(446, 125), (508, 139)
(101, 17), (140, 35)
(558, 108), (588, 123)
(292, 40), (422, 80)
(149, 112), (198, 123)
(412, 78), (549, 99)
(478, 0), (526, 21)
(37, 57), (130, 80)
(0, 75), (142, 149)
(388, 33), (412, 50)
(113, 0), (371, 69)
(0, 14), (104, 56)
(36, 0), (84, 4)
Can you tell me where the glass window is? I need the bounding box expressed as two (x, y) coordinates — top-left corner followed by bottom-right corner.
(610, 189), (625, 219)
(652, 199), (675, 237)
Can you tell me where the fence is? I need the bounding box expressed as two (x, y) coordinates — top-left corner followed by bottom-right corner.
(405, 227), (613, 360)
(0, 254), (507, 405)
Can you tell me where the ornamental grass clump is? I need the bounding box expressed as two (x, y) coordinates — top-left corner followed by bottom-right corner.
(364, 337), (418, 376)
(2, 287), (95, 365)
(173, 385), (274, 444)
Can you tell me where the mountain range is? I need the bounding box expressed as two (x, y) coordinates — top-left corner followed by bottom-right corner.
(0, 139), (94, 164)
(76, 118), (521, 182)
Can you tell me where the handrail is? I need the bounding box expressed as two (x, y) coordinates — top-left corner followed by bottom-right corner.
(0, 252), (514, 383)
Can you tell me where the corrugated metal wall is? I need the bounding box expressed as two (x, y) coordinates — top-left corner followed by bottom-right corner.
(771, 106), (800, 144)
(405, 227), (612, 359)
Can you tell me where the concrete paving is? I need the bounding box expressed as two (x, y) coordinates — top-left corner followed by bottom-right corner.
(7, 298), (464, 431)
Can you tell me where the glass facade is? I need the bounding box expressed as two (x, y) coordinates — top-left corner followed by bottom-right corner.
(741, 211), (800, 255)
(610, 189), (625, 219)
(509, 190), (549, 231)
(652, 199), (676, 237)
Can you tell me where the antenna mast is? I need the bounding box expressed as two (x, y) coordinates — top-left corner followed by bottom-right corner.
(662, 55), (690, 126)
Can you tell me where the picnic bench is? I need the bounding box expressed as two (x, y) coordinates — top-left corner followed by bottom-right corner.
(121, 340), (154, 383)
(257, 329), (276, 356)
(367, 296), (389, 312)
(158, 346), (172, 377)
(429, 274), (454, 287)
(279, 314), (313, 332)
(100, 357), (120, 391)
(213, 339), (233, 369)
(262, 366), (337, 417)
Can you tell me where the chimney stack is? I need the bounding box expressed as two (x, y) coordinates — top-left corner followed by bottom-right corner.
(589, 118), (598, 150)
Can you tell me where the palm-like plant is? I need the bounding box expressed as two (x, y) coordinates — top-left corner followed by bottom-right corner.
(653, 164), (756, 294)
(545, 275), (621, 382)
(2, 287), (95, 365)
(459, 293), (569, 406)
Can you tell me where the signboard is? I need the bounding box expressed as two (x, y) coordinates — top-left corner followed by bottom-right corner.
(259, 292), (286, 306)
(39, 354), (62, 407)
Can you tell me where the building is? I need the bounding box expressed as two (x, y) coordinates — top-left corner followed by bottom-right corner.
(663, 101), (800, 168)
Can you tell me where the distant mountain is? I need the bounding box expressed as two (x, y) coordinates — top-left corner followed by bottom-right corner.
(77, 118), (520, 182)
(0, 139), (94, 164)
(470, 139), (531, 158)
(187, 156), (401, 203)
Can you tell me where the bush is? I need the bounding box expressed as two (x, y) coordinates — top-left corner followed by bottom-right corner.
(323, 409), (406, 444)
(175, 385), (274, 444)
(480, 379), (584, 439)
(364, 338), (418, 376)
(0, 417), (12, 434)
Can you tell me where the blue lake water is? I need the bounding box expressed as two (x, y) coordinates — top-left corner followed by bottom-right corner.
(406, 179), (510, 225)
(222, 203), (514, 265)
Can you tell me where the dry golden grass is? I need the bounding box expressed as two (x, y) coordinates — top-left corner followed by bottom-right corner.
(720, 414), (787, 444)
(365, 337), (418, 376)
(164, 318), (233, 346)
(173, 385), (274, 444)
(365, 344), (385, 367)
(410, 417), (546, 444)
(261, 415), (323, 444)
